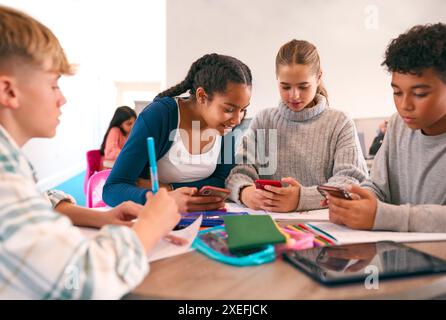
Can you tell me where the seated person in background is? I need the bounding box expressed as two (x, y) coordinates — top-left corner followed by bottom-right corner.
(103, 53), (252, 212)
(0, 5), (180, 299)
(100, 106), (136, 168)
(368, 120), (388, 156)
(327, 23), (446, 233)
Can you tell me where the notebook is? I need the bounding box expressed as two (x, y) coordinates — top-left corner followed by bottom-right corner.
(178, 211), (248, 227)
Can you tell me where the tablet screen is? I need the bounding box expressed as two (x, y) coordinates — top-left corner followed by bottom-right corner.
(283, 241), (446, 285)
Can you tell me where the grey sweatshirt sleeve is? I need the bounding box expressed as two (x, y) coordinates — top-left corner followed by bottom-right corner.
(373, 201), (446, 232)
(297, 118), (369, 211)
(362, 114), (446, 232)
(297, 186), (326, 211)
(226, 115), (261, 204)
(368, 134), (446, 232)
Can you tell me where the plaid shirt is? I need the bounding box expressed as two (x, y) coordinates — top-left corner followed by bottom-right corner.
(0, 125), (148, 299)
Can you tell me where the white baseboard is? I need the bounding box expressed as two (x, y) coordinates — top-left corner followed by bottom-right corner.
(36, 164), (85, 192)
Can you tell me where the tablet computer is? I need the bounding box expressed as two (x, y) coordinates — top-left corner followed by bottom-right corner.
(283, 241), (446, 286)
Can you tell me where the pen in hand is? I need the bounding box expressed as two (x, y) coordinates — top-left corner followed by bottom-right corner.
(147, 137), (159, 193)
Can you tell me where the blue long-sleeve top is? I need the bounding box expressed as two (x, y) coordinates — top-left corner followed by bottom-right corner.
(103, 96), (236, 206)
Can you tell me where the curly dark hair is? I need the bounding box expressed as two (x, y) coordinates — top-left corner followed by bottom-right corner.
(156, 53), (252, 100)
(382, 23), (446, 83)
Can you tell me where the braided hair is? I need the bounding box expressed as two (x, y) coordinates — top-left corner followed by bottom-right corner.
(157, 53), (252, 100)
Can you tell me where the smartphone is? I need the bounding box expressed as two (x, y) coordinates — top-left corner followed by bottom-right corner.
(198, 186), (230, 200)
(254, 179), (282, 190)
(317, 185), (352, 200)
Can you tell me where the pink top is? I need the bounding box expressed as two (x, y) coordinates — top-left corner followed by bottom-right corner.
(104, 127), (128, 161)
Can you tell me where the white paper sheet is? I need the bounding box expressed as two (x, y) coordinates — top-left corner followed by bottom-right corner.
(80, 216), (203, 263)
(310, 221), (446, 244)
(225, 202), (329, 221)
(146, 215), (202, 262)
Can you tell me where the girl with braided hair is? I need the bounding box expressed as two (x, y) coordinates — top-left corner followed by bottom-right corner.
(104, 53), (252, 212)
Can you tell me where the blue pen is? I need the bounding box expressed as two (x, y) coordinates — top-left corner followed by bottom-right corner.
(146, 137), (159, 193)
(306, 223), (338, 242)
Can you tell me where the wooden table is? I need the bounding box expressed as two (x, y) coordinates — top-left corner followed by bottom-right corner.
(128, 241), (446, 300)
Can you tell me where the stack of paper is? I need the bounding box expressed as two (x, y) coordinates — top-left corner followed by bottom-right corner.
(310, 222), (446, 244)
(146, 216), (202, 262)
(80, 216), (203, 263)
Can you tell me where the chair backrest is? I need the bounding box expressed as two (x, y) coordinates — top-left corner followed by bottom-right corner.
(86, 169), (111, 208)
(84, 149), (102, 193)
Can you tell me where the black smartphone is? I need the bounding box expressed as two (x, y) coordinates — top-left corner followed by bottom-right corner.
(317, 185), (352, 200)
(283, 241), (446, 286)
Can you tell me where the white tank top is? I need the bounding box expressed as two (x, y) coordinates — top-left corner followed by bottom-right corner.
(157, 99), (222, 184)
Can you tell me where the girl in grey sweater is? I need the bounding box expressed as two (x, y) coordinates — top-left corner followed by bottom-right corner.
(226, 39), (368, 212)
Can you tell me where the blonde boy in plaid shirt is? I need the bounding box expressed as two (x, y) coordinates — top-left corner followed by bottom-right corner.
(0, 5), (180, 299)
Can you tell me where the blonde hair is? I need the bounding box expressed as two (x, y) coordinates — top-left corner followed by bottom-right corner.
(275, 39), (328, 104)
(0, 5), (74, 75)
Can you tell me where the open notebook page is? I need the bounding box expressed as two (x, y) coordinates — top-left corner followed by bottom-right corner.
(309, 221), (446, 244)
(225, 202), (329, 221)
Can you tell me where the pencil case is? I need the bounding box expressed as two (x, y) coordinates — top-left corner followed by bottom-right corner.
(274, 227), (315, 254)
(192, 226), (276, 266)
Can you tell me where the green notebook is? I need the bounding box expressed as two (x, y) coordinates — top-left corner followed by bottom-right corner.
(224, 215), (286, 253)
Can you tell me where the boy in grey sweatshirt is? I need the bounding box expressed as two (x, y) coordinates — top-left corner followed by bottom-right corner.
(327, 23), (446, 233)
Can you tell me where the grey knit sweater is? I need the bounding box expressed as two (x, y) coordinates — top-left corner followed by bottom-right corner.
(226, 94), (369, 210)
(364, 113), (446, 232)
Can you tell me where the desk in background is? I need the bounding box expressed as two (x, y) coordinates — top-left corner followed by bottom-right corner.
(365, 156), (375, 172)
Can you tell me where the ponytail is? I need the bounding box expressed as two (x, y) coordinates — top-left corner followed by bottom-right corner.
(316, 82), (329, 105)
(157, 79), (192, 98)
(156, 53), (252, 100)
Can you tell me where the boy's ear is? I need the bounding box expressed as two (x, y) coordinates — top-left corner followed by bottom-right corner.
(0, 76), (20, 110)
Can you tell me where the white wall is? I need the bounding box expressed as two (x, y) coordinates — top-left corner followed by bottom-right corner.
(3, 0), (444, 188)
(166, 0), (446, 119)
(0, 0), (166, 189)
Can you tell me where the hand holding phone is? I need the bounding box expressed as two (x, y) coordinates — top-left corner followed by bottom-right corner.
(254, 179), (282, 190)
(317, 185), (352, 200)
(198, 186), (230, 201)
